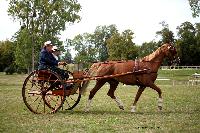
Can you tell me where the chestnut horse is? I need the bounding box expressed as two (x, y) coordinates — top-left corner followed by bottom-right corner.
(82, 43), (177, 112)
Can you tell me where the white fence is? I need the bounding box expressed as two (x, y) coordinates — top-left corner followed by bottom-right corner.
(160, 66), (200, 70)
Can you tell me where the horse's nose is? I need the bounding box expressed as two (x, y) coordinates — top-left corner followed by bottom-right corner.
(173, 55), (180, 64)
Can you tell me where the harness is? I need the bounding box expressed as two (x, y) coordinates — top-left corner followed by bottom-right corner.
(133, 59), (160, 86)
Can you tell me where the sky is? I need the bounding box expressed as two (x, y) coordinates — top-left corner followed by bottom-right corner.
(0, 0), (200, 45)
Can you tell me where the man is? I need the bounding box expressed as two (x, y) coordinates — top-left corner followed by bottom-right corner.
(52, 46), (60, 61)
(38, 41), (69, 81)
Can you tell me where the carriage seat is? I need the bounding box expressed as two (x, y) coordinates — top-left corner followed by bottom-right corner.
(37, 70), (53, 81)
(72, 71), (85, 79)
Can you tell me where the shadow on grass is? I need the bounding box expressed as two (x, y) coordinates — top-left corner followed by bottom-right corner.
(58, 108), (200, 116)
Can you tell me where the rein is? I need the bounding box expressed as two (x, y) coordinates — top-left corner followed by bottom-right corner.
(142, 60), (162, 63)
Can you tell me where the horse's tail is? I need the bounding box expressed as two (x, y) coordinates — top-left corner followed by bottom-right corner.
(80, 63), (100, 95)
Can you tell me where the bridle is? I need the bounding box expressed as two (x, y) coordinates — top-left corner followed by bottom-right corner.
(167, 45), (178, 65)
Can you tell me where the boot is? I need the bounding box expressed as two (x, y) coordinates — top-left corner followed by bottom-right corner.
(64, 83), (73, 90)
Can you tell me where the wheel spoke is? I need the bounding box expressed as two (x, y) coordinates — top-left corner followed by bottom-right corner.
(65, 99), (72, 108)
(35, 97), (43, 113)
(43, 99), (45, 113)
(28, 79), (41, 90)
(28, 95), (41, 106)
(47, 79), (59, 91)
(69, 96), (77, 102)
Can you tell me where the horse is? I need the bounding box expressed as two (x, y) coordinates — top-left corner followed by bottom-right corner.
(81, 43), (177, 112)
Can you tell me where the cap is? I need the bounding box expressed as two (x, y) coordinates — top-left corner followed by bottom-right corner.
(44, 41), (53, 46)
(52, 46), (58, 51)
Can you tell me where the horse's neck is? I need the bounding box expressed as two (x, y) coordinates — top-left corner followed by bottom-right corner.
(151, 55), (165, 72)
(142, 47), (165, 72)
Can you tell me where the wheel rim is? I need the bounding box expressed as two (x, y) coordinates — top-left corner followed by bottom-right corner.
(22, 70), (66, 114)
(63, 72), (82, 110)
(64, 93), (81, 110)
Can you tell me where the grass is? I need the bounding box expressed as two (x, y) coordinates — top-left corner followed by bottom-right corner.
(158, 69), (200, 80)
(0, 70), (200, 133)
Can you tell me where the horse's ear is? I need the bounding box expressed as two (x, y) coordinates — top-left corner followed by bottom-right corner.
(167, 45), (171, 49)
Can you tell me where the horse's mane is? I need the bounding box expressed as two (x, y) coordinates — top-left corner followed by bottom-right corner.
(141, 44), (169, 62)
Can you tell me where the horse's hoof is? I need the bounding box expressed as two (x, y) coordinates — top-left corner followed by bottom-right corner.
(84, 108), (90, 112)
(131, 106), (136, 113)
(131, 109), (136, 113)
(158, 106), (162, 111)
(119, 106), (124, 110)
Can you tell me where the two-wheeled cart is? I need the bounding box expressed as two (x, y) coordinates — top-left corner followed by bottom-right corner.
(22, 68), (86, 114)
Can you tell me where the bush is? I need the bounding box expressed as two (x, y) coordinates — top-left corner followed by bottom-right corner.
(16, 68), (28, 74)
(4, 65), (16, 75)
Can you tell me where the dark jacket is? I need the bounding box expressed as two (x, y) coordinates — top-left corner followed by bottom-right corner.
(38, 48), (58, 70)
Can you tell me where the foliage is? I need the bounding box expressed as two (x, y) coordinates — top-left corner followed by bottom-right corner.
(67, 33), (97, 67)
(67, 25), (139, 66)
(62, 49), (73, 63)
(195, 23), (200, 58)
(4, 0), (200, 67)
(138, 41), (159, 58)
(176, 21), (199, 65)
(0, 40), (15, 72)
(156, 21), (175, 44)
(66, 21), (200, 66)
(91, 25), (118, 61)
(8, 0), (81, 71)
(188, 0), (200, 18)
(107, 29), (138, 60)
(138, 21), (200, 66)
(8, 0), (81, 38)
(3, 64), (16, 75)
(13, 29), (32, 71)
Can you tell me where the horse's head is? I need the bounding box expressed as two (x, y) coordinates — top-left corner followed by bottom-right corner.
(163, 43), (177, 65)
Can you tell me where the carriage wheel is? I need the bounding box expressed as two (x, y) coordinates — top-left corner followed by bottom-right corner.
(62, 71), (82, 110)
(22, 70), (66, 114)
(63, 92), (81, 110)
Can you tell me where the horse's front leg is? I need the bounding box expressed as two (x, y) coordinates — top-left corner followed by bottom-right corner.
(107, 80), (124, 110)
(85, 80), (106, 112)
(149, 83), (163, 111)
(131, 86), (145, 112)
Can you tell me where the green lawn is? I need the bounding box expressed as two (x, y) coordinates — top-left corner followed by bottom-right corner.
(0, 70), (200, 133)
(158, 69), (200, 80)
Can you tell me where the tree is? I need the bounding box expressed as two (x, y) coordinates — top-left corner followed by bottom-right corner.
(138, 41), (159, 58)
(67, 33), (97, 68)
(91, 25), (118, 61)
(8, 0), (81, 71)
(195, 23), (200, 48)
(62, 49), (73, 63)
(106, 29), (138, 60)
(13, 29), (32, 73)
(0, 40), (15, 73)
(188, 0), (200, 18)
(194, 22), (200, 63)
(66, 24), (119, 65)
(156, 21), (175, 44)
(176, 21), (198, 65)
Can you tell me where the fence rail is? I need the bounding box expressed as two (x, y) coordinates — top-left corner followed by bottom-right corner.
(160, 66), (200, 70)
(156, 79), (200, 86)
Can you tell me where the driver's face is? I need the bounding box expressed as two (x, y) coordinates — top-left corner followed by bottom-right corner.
(46, 45), (53, 52)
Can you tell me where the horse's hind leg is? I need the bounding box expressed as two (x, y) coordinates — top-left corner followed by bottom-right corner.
(107, 79), (124, 110)
(131, 86), (145, 112)
(149, 83), (163, 111)
(85, 79), (106, 112)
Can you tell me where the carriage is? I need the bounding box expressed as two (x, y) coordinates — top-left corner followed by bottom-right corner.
(22, 66), (88, 114)
(22, 43), (177, 114)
